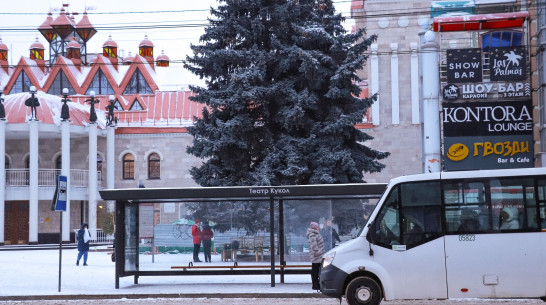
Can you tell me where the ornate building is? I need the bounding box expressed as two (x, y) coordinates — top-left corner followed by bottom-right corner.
(0, 6), (204, 245)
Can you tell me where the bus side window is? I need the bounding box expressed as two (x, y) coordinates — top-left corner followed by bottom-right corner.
(400, 182), (442, 248)
(372, 187), (401, 247)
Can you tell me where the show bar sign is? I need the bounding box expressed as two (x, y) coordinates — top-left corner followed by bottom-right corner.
(443, 100), (532, 137)
(442, 81), (531, 100)
(447, 48), (482, 83)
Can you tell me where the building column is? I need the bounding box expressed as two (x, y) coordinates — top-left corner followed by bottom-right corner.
(0, 119), (5, 246)
(88, 123), (97, 240)
(61, 120), (71, 242)
(410, 42), (420, 125)
(421, 31), (441, 173)
(29, 120), (39, 244)
(370, 43), (380, 126)
(390, 43), (399, 125)
(107, 125), (115, 211)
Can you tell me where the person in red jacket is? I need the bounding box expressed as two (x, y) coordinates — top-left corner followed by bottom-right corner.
(192, 219), (202, 262)
(200, 223), (214, 262)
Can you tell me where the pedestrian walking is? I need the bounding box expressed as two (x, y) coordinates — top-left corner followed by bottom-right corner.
(76, 223), (91, 266)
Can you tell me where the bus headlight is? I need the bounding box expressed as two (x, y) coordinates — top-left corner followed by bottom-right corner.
(322, 251), (336, 269)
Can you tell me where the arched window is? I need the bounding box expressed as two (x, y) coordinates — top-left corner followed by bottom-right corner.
(122, 153), (135, 180)
(55, 155), (62, 170)
(5, 156), (9, 169)
(148, 153), (160, 179)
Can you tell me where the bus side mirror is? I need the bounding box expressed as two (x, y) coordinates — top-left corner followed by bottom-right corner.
(366, 222), (375, 244)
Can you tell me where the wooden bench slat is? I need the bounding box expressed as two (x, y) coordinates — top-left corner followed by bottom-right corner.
(170, 264), (311, 270)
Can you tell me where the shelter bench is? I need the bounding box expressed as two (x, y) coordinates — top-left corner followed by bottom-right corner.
(171, 262), (311, 271)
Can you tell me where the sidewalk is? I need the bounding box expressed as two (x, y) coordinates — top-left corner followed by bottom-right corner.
(0, 245), (321, 300)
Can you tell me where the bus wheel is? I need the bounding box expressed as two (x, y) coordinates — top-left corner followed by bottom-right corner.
(345, 276), (382, 305)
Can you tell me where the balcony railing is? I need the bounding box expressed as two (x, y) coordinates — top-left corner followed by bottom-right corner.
(5, 169), (102, 187)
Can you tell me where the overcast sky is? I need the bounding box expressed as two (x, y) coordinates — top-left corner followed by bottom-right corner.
(0, 0), (353, 67)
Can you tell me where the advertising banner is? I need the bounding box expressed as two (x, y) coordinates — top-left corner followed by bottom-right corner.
(489, 46), (527, 81)
(442, 81), (531, 101)
(443, 100), (532, 137)
(444, 135), (533, 170)
(447, 48), (482, 83)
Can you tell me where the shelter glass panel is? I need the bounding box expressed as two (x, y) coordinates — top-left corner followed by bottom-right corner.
(132, 200), (276, 272)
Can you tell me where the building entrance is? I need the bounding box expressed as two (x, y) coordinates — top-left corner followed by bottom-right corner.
(5, 201), (29, 244)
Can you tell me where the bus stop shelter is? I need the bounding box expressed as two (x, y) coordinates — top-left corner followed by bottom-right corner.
(99, 183), (386, 289)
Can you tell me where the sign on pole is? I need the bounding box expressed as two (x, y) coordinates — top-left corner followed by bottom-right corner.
(54, 175), (67, 212)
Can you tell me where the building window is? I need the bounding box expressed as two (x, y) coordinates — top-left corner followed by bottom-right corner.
(86, 70), (114, 95)
(55, 155), (62, 170)
(11, 71), (32, 94)
(123, 69), (153, 95)
(114, 100), (123, 111)
(122, 153), (135, 180)
(481, 31), (523, 74)
(30, 49), (44, 60)
(47, 70), (75, 95)
(148, 153), (160, 179)
(129, 99), (144, 110)
(5, 156), (9, 169)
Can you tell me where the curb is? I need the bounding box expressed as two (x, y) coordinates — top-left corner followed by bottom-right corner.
(0, 293), (331, 301)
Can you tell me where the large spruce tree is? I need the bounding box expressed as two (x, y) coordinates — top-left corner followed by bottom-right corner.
(185, 0), (389, 187)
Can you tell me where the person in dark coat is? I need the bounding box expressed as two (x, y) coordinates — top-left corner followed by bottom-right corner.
(191, 219), (202, 262)
(200, 223), (214, 262)
(321, 219), (341, 252)
(76, 223), (91, 266)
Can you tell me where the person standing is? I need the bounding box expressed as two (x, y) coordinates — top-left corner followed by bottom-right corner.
(200, 223), (214, 262)
(76, 223), (91, 266)
(192, 219), (202, 262)
(321, 219), (341, 252)
(307, 221), (325, 291)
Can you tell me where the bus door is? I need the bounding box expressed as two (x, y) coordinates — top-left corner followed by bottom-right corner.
(369, 182), (447, 300)
(443, 179), (546, 298)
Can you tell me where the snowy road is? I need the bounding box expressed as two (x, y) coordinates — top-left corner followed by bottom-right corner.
(1, 298), (544, 305)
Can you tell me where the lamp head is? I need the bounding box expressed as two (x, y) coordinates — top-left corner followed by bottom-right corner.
(30, 86), (37, 94)
(62, 88), (69, 95)
(109, 95), (115, 102)
(89, 90), (96, 98)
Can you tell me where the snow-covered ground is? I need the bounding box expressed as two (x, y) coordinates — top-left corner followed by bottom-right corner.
(0, 246), (315, 296)
(0, 246), (543, 305)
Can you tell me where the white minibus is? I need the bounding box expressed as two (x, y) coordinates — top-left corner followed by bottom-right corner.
(320, 167), (546, 305)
